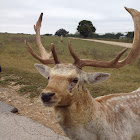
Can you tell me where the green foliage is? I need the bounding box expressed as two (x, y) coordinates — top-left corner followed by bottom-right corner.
(115, 33), (124, 39)
(126, 31), (134, 39)
(77, 20), (96, 38)
(43, 33), (52, 36)
(55, 28), (69, 36)
(94, 32), (124, 39)
(19, 85), (38, 94)
(0, 80), (8, 86)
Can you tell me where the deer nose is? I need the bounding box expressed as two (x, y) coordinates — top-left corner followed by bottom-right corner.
(41, 92), (55, 102)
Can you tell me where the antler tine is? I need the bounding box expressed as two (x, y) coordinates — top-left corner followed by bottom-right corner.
(51, 43), (60, 64)
(68, 41), (81, 67)
(108, 7), (140, 68)
(25, 13), (61, 65)
(69, 44), (128, 68)
(69, 7), (140, 69)
(25, 40), (54, 64)
(34, 13), (52, 59)
(117, 7), (140, 65)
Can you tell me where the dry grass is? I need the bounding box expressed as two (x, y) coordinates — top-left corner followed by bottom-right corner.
(0, 33), (140, 98)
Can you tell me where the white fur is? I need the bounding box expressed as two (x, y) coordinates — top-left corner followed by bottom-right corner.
(34, 64), (50, 78)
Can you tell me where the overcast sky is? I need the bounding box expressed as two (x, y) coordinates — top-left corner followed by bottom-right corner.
(0, 0), (140, 35)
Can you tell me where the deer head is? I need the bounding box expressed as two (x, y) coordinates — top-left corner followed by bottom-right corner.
(33, 63), (109, 107)
(25, 7), (140, 107)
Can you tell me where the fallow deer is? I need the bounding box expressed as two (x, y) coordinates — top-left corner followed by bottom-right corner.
(25, 7), (140, 140)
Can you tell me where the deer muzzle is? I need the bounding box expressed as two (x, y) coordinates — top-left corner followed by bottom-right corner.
(41, 92), (55, 104)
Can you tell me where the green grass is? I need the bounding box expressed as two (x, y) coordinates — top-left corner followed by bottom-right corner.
(19, 85), (41, 98)
(0, 33), (139, 98)
(95, 38), (133, 43)
(0, 80), (9, 86)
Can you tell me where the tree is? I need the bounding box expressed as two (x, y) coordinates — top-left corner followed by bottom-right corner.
(55, 28), (69, 37)
(115, 33), (124, 39)
(43, 33), (52, 36)
(126, 31), (134, 39)
(98, 33), (124, 39)
(77, 20), (96, 38)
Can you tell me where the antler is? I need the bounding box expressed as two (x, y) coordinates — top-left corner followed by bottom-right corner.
(25, 13), (60, 65)
(69, 7), (140, 69)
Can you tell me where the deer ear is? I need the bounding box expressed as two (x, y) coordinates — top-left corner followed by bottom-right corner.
(83, 72), (110, 84)
(34, 63), (50, 79)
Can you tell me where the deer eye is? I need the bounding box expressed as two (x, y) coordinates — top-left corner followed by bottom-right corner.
(48, 76), (50, 80)
(72, 77), (78, 83)
(67, 77), (79, 93)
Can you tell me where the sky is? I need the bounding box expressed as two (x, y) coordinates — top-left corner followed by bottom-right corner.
(0, 0), (140, 35)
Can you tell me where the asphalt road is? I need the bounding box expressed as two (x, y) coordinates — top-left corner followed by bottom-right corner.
(0, 101), (70, 140)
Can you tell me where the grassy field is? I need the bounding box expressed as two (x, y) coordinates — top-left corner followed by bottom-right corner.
(94, 38), (133, 43)
(0, 33), (140, 98)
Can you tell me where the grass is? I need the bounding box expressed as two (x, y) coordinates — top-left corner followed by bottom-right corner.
(0, 33), (139, 98)
(95, 38), (133, 43)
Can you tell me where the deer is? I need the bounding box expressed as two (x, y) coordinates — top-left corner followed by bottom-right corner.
(25, 7), (140, 140)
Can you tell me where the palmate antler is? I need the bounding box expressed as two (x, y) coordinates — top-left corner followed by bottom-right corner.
(25, 13), (60, 64)
(69, 7), (140, 69)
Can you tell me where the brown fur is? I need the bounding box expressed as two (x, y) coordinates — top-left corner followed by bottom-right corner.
(41, 64), (140, 140)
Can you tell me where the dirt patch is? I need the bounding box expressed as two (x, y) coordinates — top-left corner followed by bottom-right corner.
(0, 83), (65, 136)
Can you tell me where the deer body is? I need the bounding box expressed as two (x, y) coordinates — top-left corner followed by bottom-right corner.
(55, 88), (140, 140)
(36, 64), (140, 140)
(25, 7), (140, 140)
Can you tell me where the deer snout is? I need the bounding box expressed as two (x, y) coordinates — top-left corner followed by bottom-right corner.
(41, 92), (55, 102)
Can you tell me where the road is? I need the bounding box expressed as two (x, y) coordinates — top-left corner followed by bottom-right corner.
(0, 101), (69, 140)
(69, 37), (132, 48)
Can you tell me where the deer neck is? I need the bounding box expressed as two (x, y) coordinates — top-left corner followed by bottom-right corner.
(54, 84), (101, 128)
